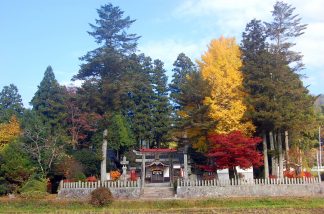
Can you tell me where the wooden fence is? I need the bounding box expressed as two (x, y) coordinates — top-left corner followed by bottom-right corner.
(60, 179), (141, 190)
(178, 177), (321, 187)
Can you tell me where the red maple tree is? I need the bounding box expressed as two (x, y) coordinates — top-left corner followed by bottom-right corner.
(206, 131), (263, 178)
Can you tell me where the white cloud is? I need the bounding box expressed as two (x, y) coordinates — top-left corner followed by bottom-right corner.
(138, 39), (204, 72)
(60, 79), (83, 88)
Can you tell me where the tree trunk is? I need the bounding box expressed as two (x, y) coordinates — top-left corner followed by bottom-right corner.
(262, 132), (269, 178)
(285, 131), (289, 169)
(101, 129), (108, 182)
(278, 130), (284, 178)
(269, 131), (277, 177)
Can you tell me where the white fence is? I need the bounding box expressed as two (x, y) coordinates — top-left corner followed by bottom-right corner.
(60, 179), (141, 189)
(178, 177), (321, 187)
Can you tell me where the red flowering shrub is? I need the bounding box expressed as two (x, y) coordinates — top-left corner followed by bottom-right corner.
(303, 171), (312, 178)
(284, 170), (296, 178)
(86, 176), (97, 182)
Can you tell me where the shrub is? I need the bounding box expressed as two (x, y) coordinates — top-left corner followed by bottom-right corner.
(20, 178), (47, 193)
(20, 191), (48, 199)
(90, 187), (113, 207)
(20, 178), (48, 199)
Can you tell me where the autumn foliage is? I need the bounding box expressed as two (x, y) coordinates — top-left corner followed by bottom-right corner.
(110, 170), (121, 181)
(198, 37), (255, 136)
(0, 115), (21, 150)
(207, 131), (263, 170)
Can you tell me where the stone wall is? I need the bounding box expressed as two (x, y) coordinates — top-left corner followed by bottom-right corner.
(177, 183), (324, 198)
(58, 187), (141, 200)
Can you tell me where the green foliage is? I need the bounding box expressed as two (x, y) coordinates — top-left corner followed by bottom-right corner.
(265, 1), (307, 72)
(108, 113), (135, 150)
(20, 178), (47, 192)
(151, 59), (172, 147)
(0, 84), (24, 122)
(22, 110), (67, 177)
(126, 54), (155, 147)
(241, 17), (317, 142)
(20, 178), (48, 199)
(88, 3), (140, 53)
(90, 187), (113, 207)
(73, 149), (101, 176)
(0, 141), (34, 195)
(20, 191), (49, 200)
(30, 66), (67, 129)
(169, 53), (197, 110)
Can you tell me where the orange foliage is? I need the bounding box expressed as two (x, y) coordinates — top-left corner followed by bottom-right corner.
(284, 170), (312, 178)
(0, 115), (21, 150)
(110, 170), (121, 181)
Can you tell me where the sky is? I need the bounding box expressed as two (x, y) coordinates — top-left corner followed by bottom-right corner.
(1, 0), (324, 107)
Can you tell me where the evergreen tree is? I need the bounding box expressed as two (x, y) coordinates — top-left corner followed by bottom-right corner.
(169, 53), (196, 109)
(30, 66), (66, 129)
(126, 54), (154, 148)
(88, 3), (140, 53)
(151, 59), (171, 147)
(265, 1), (307, 72)
(174, 71), (212, 151)
(107, 113), (135, 154)
(241, 2), (317, 177)
(74, 3), (141, 113)
(0, 84), (24, 122)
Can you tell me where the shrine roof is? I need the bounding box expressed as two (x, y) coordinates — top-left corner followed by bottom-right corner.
(139, 148), (177, 153)
(147, 161), (169, 167)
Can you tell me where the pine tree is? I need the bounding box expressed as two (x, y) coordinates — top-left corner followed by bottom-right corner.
(151, 59), (171, 147)
(74, 3), (141, 113)
(174, 71), (212, 152)
(0, 84), (24, 122)
(241, 19), (277, 178)
(265, 1), (307, 72)
(88, 3), (140, 54)
(169, 53), (197, 109)
(30, 66), (66, 129)
(126, 54), (154, 148)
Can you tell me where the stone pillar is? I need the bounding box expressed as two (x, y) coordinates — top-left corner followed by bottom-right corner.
(101, 129), (108, 182)
(262, 132), (269, 178)
(183, 145), (189, 180)
(169, 153), (173, 185)
(285, 131), (289, 168)
(141, 153), (146, 187)
(278, 131), (284, 178)
(269, 131), (277, 177)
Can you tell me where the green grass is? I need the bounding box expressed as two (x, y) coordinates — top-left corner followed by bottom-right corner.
(0, 196), (324, 213)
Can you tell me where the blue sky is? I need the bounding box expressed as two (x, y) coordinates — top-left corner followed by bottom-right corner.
(1, 0), (323, 107)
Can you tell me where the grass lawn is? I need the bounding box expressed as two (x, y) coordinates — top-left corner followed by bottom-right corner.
(0, 195), (324, 213)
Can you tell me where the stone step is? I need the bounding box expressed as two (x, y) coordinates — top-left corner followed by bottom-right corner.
(141, 187), (175, 199)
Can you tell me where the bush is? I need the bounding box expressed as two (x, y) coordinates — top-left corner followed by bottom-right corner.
(20, 178), (49, 199)
(90, 187), (113, 207)
(20, 191), (48, 199)
(20, 178), (47, 193)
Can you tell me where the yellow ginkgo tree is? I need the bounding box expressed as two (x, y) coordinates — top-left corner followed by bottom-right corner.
(0, 115), (21, 150)
(198, 36), (254, 135)
(174, 37), (254, 151)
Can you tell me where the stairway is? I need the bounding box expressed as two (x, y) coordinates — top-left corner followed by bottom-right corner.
(141, 186), (175, 199)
